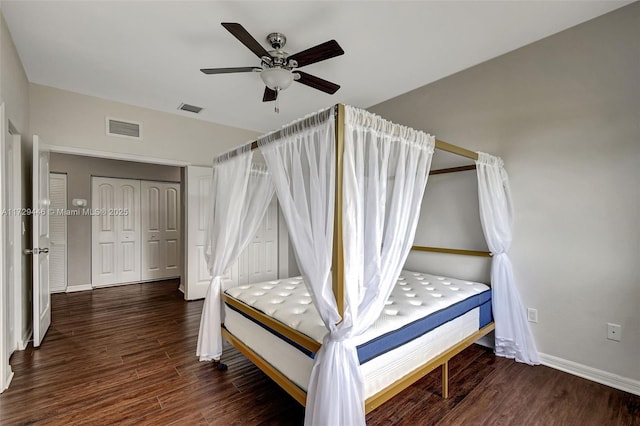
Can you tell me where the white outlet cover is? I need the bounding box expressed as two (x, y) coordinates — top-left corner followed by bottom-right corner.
(607, 323), (622, 341)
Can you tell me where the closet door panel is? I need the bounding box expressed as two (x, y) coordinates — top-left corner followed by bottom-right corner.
(163, 185), (181, 276)
(49, 173), (67, 293)
(247, 197), (278, 284)
(92, 179), (118, 286)
(118, 181), (142, 283)
(141, 181), (181, 281)
(141, 182), (162, 280)
(92, 177), (141, 287)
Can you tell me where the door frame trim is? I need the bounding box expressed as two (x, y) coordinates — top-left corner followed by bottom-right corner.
(0, 100), (15, 392)
(43, 144), (190, 167)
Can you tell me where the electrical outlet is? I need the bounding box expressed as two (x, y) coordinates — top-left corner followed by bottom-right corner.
(607, 323), (622, 341)
(527, 308), (538, 323)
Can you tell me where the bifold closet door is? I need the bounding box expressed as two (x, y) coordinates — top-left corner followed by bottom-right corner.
(231, 196), (278, 285)
(91, 177), (142, 286)
(141, 181), (181, 281)
(49, 173), (67, 293)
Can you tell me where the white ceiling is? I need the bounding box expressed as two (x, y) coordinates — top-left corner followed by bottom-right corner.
(2, 1), (631, 133)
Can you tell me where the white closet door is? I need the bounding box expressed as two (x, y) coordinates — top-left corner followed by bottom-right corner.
(141, 181), (181, 281)
(248, 197), (278, 283)
(185, 166), (212, 300)
(231, 196), (279, 285)
(91, 177), (141, 286)
(49, 173), (67, 293)
(118, 181), (142, 283)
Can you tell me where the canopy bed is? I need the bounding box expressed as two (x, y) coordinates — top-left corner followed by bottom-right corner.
(196, 104), (539, 425)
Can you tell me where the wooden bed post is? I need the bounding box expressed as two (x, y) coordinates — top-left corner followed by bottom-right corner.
(332, 104), (345, 319)
(442, 361), (449, 399)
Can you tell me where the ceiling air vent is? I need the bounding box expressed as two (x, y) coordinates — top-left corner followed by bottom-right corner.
(178, 103), (203, 114)
(106, 117), (142, 140)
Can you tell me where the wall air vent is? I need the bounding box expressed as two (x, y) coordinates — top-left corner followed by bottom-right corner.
(178, 103), (203, 114)
(106, 117), (142, 140)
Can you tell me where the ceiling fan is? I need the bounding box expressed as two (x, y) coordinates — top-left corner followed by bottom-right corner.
(201, 23), (344, 112)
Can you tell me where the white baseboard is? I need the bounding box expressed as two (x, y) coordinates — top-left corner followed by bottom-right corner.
(65, 284), (93, 293)
(18, 330), (31, 350)
(1, 369), (14, 394)
(540, 352), (640, 396)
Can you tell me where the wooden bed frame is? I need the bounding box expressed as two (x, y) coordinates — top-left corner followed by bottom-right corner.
(217, 103), (495, 413)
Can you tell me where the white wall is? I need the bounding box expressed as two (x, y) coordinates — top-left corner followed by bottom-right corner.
(30, 83), (260, 167)
(371, 3), (640, 388)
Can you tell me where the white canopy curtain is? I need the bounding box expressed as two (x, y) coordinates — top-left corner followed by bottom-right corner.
(259, 106), (435, 426)
(257, 108), (338, 330)
(196, 146), (275, 362)
(476, 152), (540, 365)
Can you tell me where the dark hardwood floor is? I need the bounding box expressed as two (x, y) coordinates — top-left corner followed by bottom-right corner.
(0, 280), (637, 425)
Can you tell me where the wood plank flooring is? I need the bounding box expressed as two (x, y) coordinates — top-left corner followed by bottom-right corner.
(0, 280), (638, 425)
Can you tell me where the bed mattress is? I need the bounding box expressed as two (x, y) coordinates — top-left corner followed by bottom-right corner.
(224, 270), (492, 363)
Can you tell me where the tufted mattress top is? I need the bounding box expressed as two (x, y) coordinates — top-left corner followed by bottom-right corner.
(225, 270), (491, 362)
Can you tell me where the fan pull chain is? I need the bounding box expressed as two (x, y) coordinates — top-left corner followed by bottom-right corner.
(275, 88), (280, 113)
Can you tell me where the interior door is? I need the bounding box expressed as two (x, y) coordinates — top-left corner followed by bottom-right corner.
(5, 132), (22, 355)
(0, 102), (8, 388)
(32, 135), (51, 347)
(184, 166), (212, 300)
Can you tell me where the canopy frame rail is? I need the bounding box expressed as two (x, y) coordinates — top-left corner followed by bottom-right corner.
(429, 164), (477, 175)
(212, 104), (479, 162)
(411, 245), (492, 258)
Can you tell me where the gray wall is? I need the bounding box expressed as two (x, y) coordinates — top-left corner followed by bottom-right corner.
(50, 153), (181, 289)
(371, 4), (640, 383)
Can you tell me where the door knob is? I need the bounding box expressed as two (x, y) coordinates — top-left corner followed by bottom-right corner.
(23, 248), (49, 255)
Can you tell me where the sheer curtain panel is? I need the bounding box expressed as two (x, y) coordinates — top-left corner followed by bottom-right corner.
(258, 109), (346, 425)
(261, 106), (435, 425)
(309, 106), (434, 425)
(476, 152), (539, 365)
(196, 146), (274, 361)
(258, 108), (338, 331)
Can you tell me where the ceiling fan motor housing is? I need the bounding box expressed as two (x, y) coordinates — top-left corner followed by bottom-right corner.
(267, 32), (287, 49)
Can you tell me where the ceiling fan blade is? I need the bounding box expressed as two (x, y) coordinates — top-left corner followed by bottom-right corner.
(221, 22), (270, 59)
(295, 71), (340, 94)
(263, 87), (278, 102)
(288, 40), (344, 68)
(200, 67), (260, 75)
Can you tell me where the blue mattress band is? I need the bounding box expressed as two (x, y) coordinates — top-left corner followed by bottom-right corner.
(358, 290), (492, 363)
(224, 288), (492, 365)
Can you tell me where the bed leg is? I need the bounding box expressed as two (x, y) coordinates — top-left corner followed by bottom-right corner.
(212, 359), (228, 371)
(441, 361), (449, 399)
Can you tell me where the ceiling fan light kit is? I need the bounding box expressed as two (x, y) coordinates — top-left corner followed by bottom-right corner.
(201, 23), (344, 113)
(260, 68), (295, 91)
